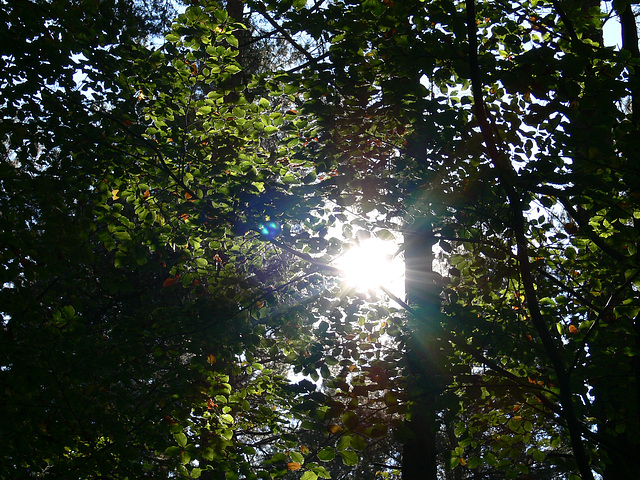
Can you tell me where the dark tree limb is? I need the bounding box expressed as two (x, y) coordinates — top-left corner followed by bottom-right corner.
(253, 3), (316, 64)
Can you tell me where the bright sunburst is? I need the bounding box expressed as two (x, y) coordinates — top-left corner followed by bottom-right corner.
(335, 237), (404, 292)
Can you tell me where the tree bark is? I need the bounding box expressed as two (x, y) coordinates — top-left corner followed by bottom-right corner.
(402, 224), (440, 480)
(618, 2), (640, 124)
(224, 0), (249, 95)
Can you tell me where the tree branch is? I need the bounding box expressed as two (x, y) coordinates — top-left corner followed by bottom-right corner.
(549, 0), (580, 45)
(254, 4), (316, 64)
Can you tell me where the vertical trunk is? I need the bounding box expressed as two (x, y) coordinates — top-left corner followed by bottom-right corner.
(402, 223), (440, 480)
(618, 2), (640, 124)
(598, 313), (640, 480)
(225, 0), (243, 22)
(445, 423), (465, 480)
(613, 13), (640, 470)
(226, 0), (250, 84)
(588, 4), (640, 479)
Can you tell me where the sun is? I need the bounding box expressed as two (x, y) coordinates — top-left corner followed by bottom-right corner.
(335, 237), (404, 292)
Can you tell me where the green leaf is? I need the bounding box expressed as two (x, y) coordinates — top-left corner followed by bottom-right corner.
(113, 230), (131, 242)
(507, 417), (522, 432)
(458, 438), (472, 448)
(227, 35), (239, 48)
(290, 451), (304, 464)
(259, 98), (270, 109)
(336, 434), (351, 451)
(220, 413), (234, 424)
(339, 449), (358, 466)
(214, 9), (228, 22)
(196, 257), (208, 267)
(362, 0), (385, 16)
(175, 432), (187, 448)
(532, 448), (545, 462)
(103, 234), (116, 251)
(343, 411), (359, 430)
(202, 448), (215, 461)
(282, 174), (297, 184)
(165, 33), (181, 43)
(350, 434), (367, 451)
(300, 472), (318, 480)
(317, 448), (335, 461)
(313, 466), (331, 479)
(165, 446), (181, 457)
(375, 229), (394, 240)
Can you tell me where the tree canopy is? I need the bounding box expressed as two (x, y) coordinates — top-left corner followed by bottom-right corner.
(2, 0), (640, 479)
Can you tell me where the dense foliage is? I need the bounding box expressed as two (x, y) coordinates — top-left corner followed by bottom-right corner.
(2, 0), (640, 479)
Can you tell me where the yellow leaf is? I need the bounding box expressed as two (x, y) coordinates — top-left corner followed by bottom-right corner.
(459, 457), (467, 466)
(287, 462), (302, 471)
(112, 189), (120, 200)
(207, 354), (216, 365)
(328, 424), (343, 434)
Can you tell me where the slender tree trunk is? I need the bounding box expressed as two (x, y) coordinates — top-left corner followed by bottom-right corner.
(597, 312), (640, 480)
(465, 1), (596, 477)
(618, 2), (640, 124)
(402, 223), (440, 480)
(445, 423), (465, 480)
